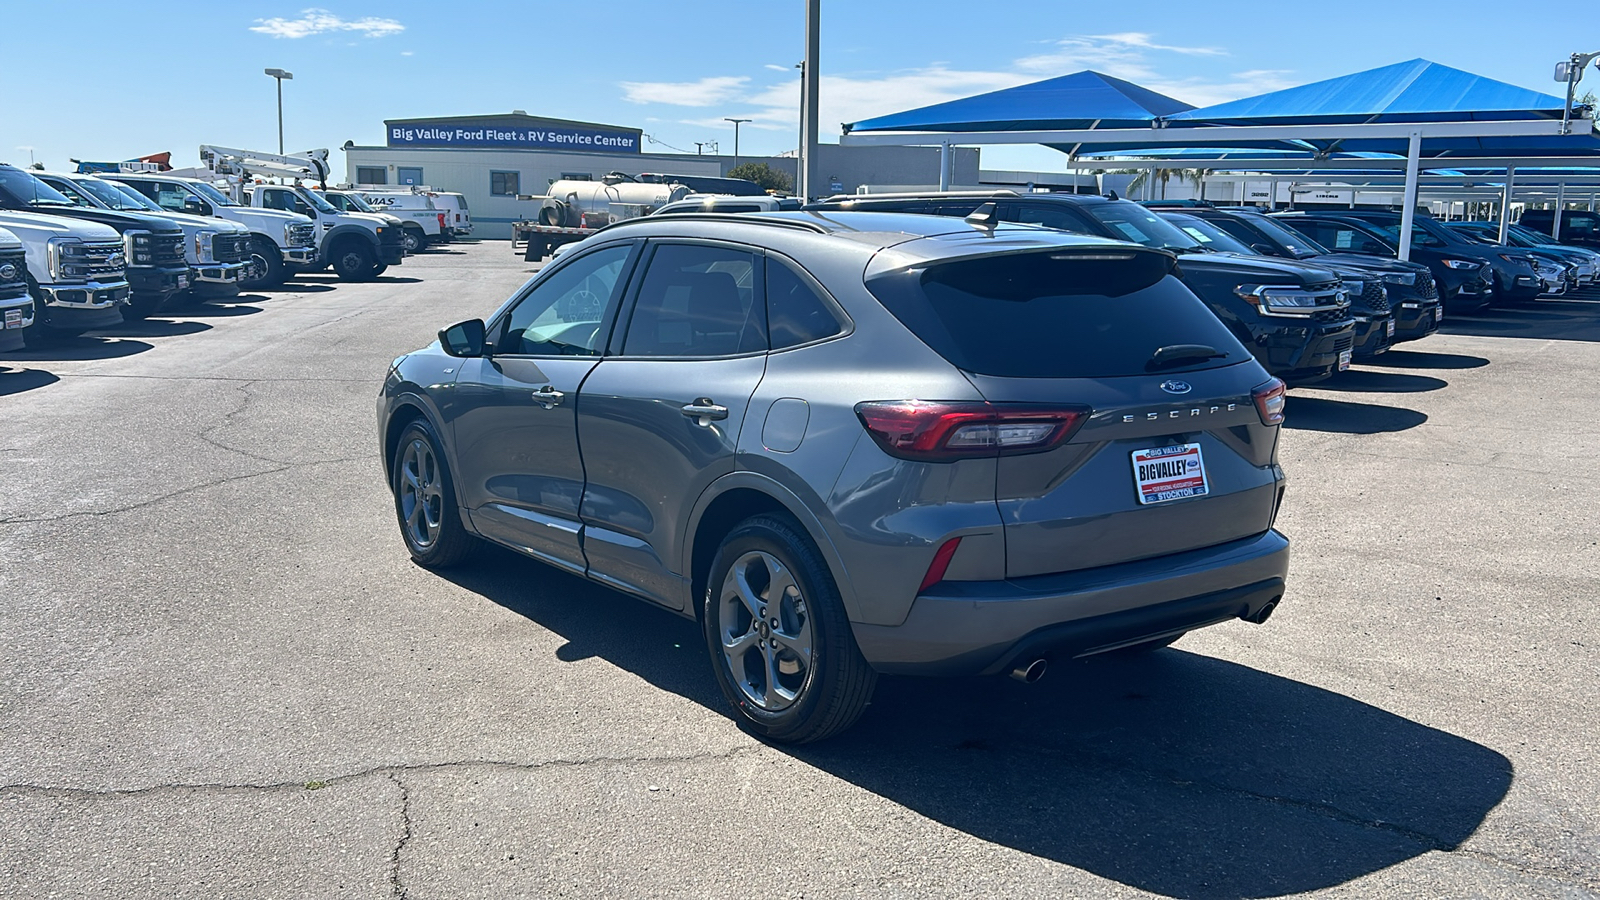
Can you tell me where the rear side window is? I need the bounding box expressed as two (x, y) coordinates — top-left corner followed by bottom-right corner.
(767, 258), (844, 349)
(866, 251), (1249, 378)
(623, 243), (766, 357)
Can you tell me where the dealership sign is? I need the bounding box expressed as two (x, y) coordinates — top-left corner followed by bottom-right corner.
(387, 121), (640, 154)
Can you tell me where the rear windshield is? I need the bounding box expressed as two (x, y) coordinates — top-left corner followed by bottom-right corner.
(866, 250), (1249, 378)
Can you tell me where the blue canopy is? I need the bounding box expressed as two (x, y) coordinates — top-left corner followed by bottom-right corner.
(847, 70), (1194, 133)
(1169, 59), (1567, 126)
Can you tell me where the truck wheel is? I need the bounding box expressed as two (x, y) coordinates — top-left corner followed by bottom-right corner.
(19, 279), (56, 348)
(370, 263), (389, 278)
(331, 242), (376, 282)
(401, 226), (424, 253)
(244, 237), (286, 289)
(703, 514), (876, 744)
(121, 292), (163, 321)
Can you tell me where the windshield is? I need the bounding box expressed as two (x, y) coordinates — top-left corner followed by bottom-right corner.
(1509, 224), (1559, 246)
(0, 167), (78, 207)
(1083, 201), (1200, 251)
(186, 181), (240, 207)
(337, 192), (378, 212)
(299, 188), (339, 214)
(107, 183), (165, 211)
(1242, 214), (1330, 257)
(1163, 214), (1255, 254)
(41, 178), (97, 207)
(74, 177), (152, 211)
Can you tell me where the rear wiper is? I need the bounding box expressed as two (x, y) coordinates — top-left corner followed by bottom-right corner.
(1148, 343), (1227, 370)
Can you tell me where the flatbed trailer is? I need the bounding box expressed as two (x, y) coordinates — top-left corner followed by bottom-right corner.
(511, 222), (599, 262)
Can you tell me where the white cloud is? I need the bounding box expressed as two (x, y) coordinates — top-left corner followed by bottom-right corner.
(618, 32), (1293, 150)
(250, 8), (405, 39)
(401, 50), (414, 56)
(619, 76), (749, 107)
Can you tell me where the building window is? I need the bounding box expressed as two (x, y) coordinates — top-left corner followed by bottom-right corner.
(397, 167), (424, 186)
(490, 171), (521, 196)
(560, 172), (593, 181)
(356, 167), (386, 185)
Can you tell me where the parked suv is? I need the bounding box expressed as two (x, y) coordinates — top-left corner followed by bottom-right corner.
(34, 172), (253, 303)
(1448, 221), (1598, 291)
(0, 164), (187, 319)
(0, 226), (36, 353)
(112, 173), (318, 290)
(809, 191), (1357, 384)
(379, 211), (1292, 742)
(1519, 209), (1600, 252)
(1277, 210), (1542, 309)
(1159, 211), (1393, 359)
(1147, 204), (1442, 342)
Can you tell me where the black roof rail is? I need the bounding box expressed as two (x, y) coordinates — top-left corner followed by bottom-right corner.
(597, 212), (830, 236)
(815, 189), (1022, 202)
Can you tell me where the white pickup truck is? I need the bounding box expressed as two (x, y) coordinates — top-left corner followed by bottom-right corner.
(243, 184), (406, 281)
(0, 209), (129, 345)
(111, 173), (317, 290)
(322, 189), (441, 252)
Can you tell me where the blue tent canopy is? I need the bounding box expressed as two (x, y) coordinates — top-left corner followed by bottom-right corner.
(847, 70), (1194, 133)
(1169, 59), (1567, 126)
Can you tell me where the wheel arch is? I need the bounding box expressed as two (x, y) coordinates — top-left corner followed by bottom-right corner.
(322, 224), (379, 254)
(682, 472), (853, 622)
(381, 391), (452, 483)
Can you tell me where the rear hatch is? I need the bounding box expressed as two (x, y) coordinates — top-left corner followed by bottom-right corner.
(866, 246), (1283, 578)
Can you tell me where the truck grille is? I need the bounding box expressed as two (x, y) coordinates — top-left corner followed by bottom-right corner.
(1415, 270), (1437, 299)
(0, 248), (25, 293)
(82, 241), (127, 279)
(1333, 333), (1355, 354)
(1312, 309), (1350, 323)
(213, 233), (251, 264)
(286, 223), (317, 248)
(131, 231), (186, 267)
(1361, 280), (1389, 313)
(379, 225), (403, 248)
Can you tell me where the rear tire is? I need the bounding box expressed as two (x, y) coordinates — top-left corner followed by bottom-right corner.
(703, 514), (876, 744)
(390, 418), (475, 568)
(244, 237), (287, 289)
(331, 241), (376, 282)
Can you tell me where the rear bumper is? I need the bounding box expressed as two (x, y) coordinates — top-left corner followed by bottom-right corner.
(851, 529), (1291, 676)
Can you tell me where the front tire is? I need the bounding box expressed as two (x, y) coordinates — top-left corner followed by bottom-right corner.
(332, 241), (376, 281)
(390, 418), (475, 567)
(244, 237), (287, 289)
(703, 514), (876, 744)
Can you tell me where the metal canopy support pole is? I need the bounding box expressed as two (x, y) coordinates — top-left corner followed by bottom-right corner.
(1554, 182), (1566, 240)
(1498, 165), (1517, 244)
(800, 0), (820, 201)
(1398, 131), (1423, 263)
(938, 141), (951, 190)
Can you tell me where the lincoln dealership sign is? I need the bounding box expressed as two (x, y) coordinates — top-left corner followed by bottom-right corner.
(387, 120), (640, 154)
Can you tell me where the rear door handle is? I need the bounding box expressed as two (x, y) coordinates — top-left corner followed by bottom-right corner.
(681, 398), (729, 425)
(533, 385), (565, 409)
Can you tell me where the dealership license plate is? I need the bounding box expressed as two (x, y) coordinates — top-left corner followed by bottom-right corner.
(1132, 443), (1209, 505)
(4, 309), (21, 329)
(1338, 349), (1353, 371)
(1386, 319), (1396, 337)
(1436, 306), (1444, 324)
(177, 275), (189, 289)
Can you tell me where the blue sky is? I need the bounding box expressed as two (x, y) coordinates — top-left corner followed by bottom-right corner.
(2, 1), (1592, 179)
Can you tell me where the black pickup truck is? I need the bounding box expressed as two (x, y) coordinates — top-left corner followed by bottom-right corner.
(809, 190), (1359, 384)
(0, 164), (188, 319)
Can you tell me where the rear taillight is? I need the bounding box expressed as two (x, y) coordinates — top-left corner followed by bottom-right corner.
(918, 537), (963, 593)
(855, 401), (1090, 462)
(1252, 378), (1287, 426)
(438, 213), (446, 228)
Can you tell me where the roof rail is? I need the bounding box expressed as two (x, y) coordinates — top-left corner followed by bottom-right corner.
(817, 189), (1021, 202)
(597, 212), (830, 236)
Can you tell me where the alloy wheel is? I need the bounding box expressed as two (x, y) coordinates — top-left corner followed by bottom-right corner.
(399, 437), (444, 549)
(717, 550), (815, 711)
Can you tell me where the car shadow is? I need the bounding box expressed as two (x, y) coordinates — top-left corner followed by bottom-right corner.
(433, 545), (1511, 899)
(1, 337), (154, 362)
(86, 318), (213, 339)
(177, 303), (266, 318)
(0, 366), (60, 397)
(1316, 369), (1447, 393)
(1363, 349), (1489, 370)
(1283, 396), (1428, 433)
(1440, 297), (1600, 342)
(371, 276), (423, 284)
(274, 283), (338, 293)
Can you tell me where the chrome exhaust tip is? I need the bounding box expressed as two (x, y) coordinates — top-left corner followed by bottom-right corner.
(1009, 658), (1048, 684)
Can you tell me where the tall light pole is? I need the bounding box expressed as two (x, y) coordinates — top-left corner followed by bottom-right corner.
(724, 118), (752, 168)
(264, 68), (294, 154)
(800, 0), (820, 200)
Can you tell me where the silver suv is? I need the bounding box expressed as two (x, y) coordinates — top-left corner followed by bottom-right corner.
(378, 211), (1293, 742)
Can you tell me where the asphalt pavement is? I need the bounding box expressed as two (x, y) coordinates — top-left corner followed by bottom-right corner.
(1, 242), (1596, 899)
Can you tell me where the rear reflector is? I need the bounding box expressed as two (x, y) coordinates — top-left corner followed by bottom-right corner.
(919, 537), (963, 593)
(855, 401), (1090, 462)
(1253, 378), (1287, 426)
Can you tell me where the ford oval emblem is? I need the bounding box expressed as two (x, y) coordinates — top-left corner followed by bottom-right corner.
(1160, 380), (1193, 395)
(0, 263), (15, 281)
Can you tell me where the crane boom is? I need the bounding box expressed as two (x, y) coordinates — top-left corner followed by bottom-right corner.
(197, 145), (332, 186)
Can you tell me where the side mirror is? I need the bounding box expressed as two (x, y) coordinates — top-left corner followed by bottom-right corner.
(182, 197), (207, 215)
(1360, 241), (1388, 255)
(439, 319), (487, 358)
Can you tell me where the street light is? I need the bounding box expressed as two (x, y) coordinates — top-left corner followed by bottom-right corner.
(724, 118), (752, 168)
(264, 68), (294, 154)
(1554, 51), (1600, 135)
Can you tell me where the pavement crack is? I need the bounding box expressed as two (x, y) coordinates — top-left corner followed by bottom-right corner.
(388, 773), (412, 900)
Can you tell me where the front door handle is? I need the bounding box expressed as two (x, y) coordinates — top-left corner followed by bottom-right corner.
(533, 385), (565, 409)
(681, 398), (729, 426)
